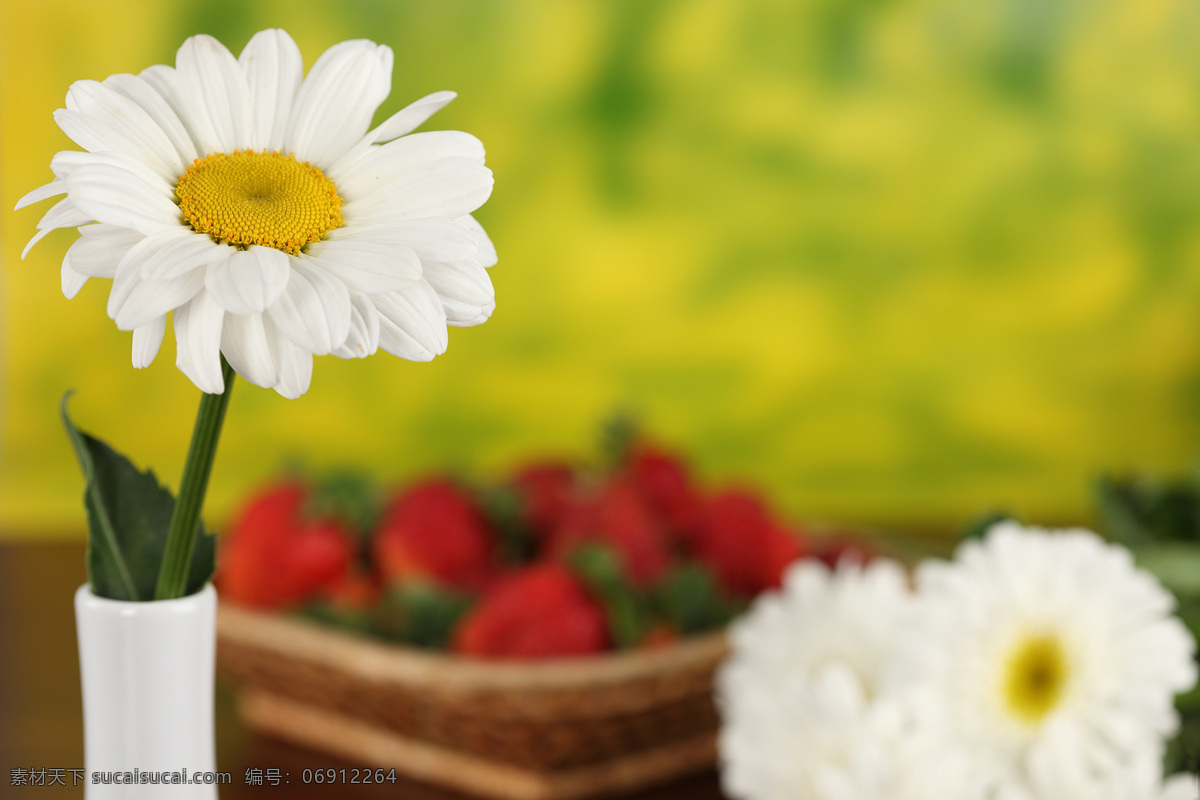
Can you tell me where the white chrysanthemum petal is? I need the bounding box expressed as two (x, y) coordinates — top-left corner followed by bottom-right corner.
(131, 315), (167, 368)
(204, 246), (290, 315)
(325, 218), (477, 262)
(332, 292), (381, 359)
(905, 523), (1199, 796)
(174, 34), (253, 154)
(16, 180), (67, 210)
(1162, 774), (1200, 800)
(238, 29), (303, 152)
(22, 198), (92, 259)
(303, 238), (421, 292)
(346, 156), (492, 221)
(374, 280), (448, 361)
(717, 560), (987, 800)
(220, 312), (276, 388)
(326, 90), (457, 176)
(286, 40), (393, 166)
(265, 257), (351, 354)
(59, 79), (184, 177)
(65, 224), (143, 278)
(333, 130), (485, 198)
(460, 213), (497, 268)
(103, 72), (200, 166)
(174, 292), (226, 394)
(424, 258), (495, 327)
(264, 316), (313, 398)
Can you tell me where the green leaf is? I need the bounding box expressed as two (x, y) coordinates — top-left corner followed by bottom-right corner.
(569, 543), (646, 648)
(1136, 544), (1200, 599)
(61, 394), (215, 601)
(653, 562), (737, 635)
(372, 581), (472, 648)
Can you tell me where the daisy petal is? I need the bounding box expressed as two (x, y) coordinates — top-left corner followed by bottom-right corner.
(324, 218), (477, 263)
(286, 40), (393, 166)
(131, 315), (167, 368)
(371, 90), (458, 144)
(113, 269), (204, 331)
(266, 257), (351, 354)
(220, 312), (276, 388)
(334, 131), (485, 199)
(61, 260), (89, 299)
(66, 224), (143, 278)
(174, 292), (226, 394)
(424, 258), (495, 327)
(264, 316), (313, 399)
(303, 239), (421, 293)
(64, 158), (181, 236)
(103, 72), (200, 166)
(238, 29), (303, 152)
(174, 34), (253, 154)
(15, 180), (66, 210)
(332, 292), (380, 359)
(344, 157), (493, 221)
(373, 280), (448, 361)
(204, 246), (290, 315)
(138, 231), (229, 281)
(325, 90), (457, 175)
(460, 214), (497, 268)
(22, 198), (92, 259)
(59, 79), (184, 177)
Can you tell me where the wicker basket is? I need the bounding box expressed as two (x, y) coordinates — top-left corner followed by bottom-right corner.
(216, 603), (729, 800)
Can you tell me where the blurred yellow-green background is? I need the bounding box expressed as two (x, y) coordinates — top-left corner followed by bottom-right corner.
(4, 0), (1200, 538)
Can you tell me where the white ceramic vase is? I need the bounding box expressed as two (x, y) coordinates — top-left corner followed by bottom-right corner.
(75, 584), (219, 799)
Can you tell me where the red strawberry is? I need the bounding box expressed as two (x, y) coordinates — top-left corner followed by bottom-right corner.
(627, 442), (700, 538)
(320, 567), (381, 611)
(453, 564), (609, 658)
(691, 489), (804, 596)
(549, 477), (671, 587)
(511, 461), (576, 535)
(373, 479), (494, 591)
(218, 482), (356, 609)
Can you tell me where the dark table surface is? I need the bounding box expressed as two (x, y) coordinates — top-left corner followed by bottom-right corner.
(0, 539), (727, 799)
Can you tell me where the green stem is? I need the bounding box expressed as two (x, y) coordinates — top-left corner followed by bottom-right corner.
(154, 358), (236, 600)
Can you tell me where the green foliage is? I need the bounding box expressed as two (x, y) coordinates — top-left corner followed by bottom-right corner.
(477, 484), (538, 565)
(652, 563), (740, 636)
(302, 470), (380, 544)
(1093, 472), (1200, 775)
(370, 582), (473, 649)
(1094, 474), (1200, 550)
(570, 544), (646, 649)
(61, 395), (214, 601)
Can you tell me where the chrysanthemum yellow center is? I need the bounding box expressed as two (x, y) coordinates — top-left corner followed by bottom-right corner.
(1002, 633), (1069, 725)
(175, 150), (343, 255)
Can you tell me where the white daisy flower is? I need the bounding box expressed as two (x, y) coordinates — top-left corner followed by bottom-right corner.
(16, 29), (496, 398)
(907, 522), (1198, 796)
(717, 559), (988, 800)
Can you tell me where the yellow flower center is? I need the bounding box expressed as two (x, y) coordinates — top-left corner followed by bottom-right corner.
(175, 150), (343, 255)
(1002, 633), (1069, 725)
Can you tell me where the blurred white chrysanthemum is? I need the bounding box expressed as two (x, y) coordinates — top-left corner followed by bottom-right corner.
(908, 522), (1197, 795)
(17, 29), (495, 398)
(717, 559), (987, 800)
(994, 738), (1196, 800)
